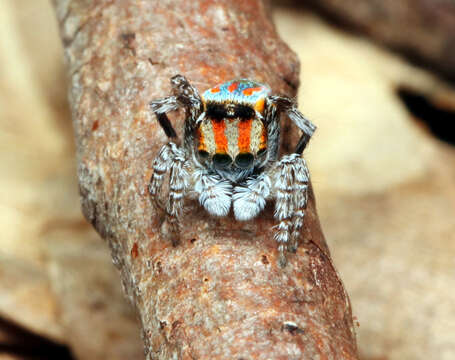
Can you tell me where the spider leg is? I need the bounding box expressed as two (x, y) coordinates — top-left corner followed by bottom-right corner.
(149, 76), (204, 245)
(170, 75), (204, 151)
(272, 153), (309, 266)
(166, 149), (189, 246)
(289, 157), (309, 253)
(232, 174), (271, 221)
(263, 98), (280, 161)
(148, 142), (188, 245)
(150, 75), (204, 144)
(150, 96), (179, 139)
(170, 74), (203, 114)
(267, 95), (316, 154)
(149, 142), (179, 210)
(193, 169), (233, 217)
(273, 155), (295, 266)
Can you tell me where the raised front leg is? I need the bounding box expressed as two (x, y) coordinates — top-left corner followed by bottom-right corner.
(170, 74), (203, 116)
(267, 95), (316, 154)
(150, 96), (179, 139)
(271, 153), (310, 266)
(150, 75), (205, 150)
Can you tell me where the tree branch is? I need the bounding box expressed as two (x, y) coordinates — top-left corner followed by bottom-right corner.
(53, 0), (358, 358)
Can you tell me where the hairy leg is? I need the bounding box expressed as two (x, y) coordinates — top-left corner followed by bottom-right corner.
(149, 142), (188, 245)
(149, 142), (180, 209)
(150, 75), (204, 142)
(289, 157), (309, 252)
(170, 74), (202, 115)
(170, 75), (204, 151)
(267, 95), (316, 154)
(150, 96), (179, 139)
(165, 149), (189, 245)
(272, 153), (309, 266)
(149, 76), (204, 244)
(263, 99), (280, 161)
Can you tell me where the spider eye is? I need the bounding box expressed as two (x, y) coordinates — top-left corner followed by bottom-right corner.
(235, 153), (254, 168)
(212, 154), (232, 168)
(206, 104), (226, 119)
(234, 105), (255, 119)
(198, 150), (209, 159)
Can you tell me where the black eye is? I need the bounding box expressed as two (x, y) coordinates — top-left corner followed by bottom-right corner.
(198, 150), (209, 159)
(234, 105), (255, 119)
(235, 153), (254, 168)
(206, 104), (226, 119)
(212, 154), (232, 168)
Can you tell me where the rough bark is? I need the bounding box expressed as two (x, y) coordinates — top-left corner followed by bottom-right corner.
(52, 0), (358, 358)
(301, 0), (455, 81)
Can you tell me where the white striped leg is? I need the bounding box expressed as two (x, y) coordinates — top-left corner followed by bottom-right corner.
(169, 75), (203, 149)
(233, 174), (271, 221)
(150, 96), (179, 139)
(148, 142), (181, 211)
(193, 169), (233, 217)
(165, 153), (189, 245)
(150, 95), (179, 114)
(289, 158), (309, 253)
(273, 155), (297, 267)
(170, 74), (203, 115)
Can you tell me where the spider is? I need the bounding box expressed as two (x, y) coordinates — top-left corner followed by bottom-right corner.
(149, 75), (316, 266)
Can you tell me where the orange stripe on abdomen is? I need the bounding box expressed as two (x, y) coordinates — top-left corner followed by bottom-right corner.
(211, 119), (228, 153)
(237, 119), (252, 153)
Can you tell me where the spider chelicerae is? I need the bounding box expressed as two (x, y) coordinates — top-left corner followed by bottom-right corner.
(149, 75), (316, 266)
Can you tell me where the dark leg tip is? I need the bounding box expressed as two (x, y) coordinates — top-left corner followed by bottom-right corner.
(278, 253), (288, 268)
(171, 237), (180, 247)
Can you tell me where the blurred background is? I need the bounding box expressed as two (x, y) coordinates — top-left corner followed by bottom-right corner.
(0, 1), (454, 359)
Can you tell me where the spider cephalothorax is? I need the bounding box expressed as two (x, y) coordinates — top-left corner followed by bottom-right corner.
(149, 75), (316, 266)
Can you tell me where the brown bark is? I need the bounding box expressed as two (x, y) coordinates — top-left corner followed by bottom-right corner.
(52, 0), (358, 358)
(300, 0), (455, 81)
